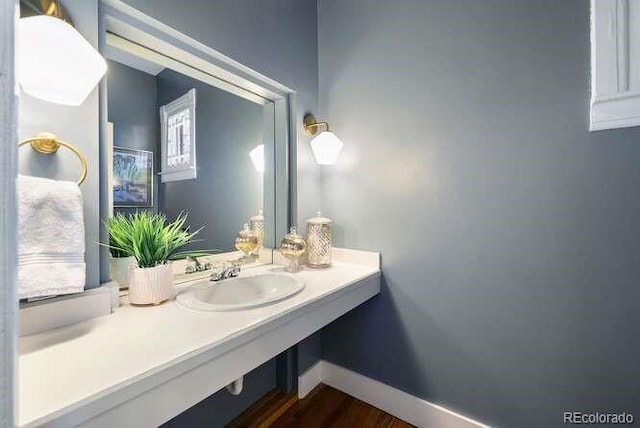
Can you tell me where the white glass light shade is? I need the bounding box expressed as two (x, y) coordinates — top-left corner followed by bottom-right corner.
(310, 131), (343, 165)
(250, 144), (265, 172)
(19, 16), (107, 106)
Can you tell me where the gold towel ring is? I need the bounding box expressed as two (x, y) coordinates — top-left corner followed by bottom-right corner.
(19, 132), (88, 186)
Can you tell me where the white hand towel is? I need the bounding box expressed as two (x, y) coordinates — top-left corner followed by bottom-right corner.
(18, 175), (86, 299)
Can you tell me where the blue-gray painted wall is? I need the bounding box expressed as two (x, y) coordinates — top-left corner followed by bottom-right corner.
(156, 69), (264, 252)
(317, 1), (640, 427)
(106, 59), (159, 215)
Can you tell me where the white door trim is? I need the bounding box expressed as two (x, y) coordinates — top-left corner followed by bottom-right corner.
(0, 0), (18, 426)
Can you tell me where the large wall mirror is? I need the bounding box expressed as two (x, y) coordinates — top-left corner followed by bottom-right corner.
(100, 1), (294, 283)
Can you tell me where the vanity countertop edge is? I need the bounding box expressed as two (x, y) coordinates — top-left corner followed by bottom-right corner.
(18, 248), (381, 428)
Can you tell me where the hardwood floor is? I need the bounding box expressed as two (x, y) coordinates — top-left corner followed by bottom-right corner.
(228, 384), (414, 428)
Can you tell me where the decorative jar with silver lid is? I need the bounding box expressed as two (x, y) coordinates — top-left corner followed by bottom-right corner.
(306, 211), (332, 268)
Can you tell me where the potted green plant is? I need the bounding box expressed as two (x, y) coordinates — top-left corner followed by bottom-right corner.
(107, 215), (136, 290)
(105, 212), (202, 305)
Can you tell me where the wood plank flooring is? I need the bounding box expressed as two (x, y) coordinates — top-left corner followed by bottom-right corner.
(228, 384), (413, 428)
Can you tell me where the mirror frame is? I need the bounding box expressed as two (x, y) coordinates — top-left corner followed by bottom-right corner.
(98, 0), (297, 281)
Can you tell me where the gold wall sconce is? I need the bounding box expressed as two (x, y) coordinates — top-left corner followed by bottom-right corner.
(19, 0), (107, 106)
(303, 114), (344, 165)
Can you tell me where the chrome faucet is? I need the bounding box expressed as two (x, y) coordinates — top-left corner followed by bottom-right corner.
(210, 262), (241, 281)
(185, 256), (213, 274)
(187, 255), (203, 270)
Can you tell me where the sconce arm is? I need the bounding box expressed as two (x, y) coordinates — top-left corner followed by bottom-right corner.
(303, 114), (331, 136)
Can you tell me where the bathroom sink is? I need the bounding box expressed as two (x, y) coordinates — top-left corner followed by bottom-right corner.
(176, 272), (305, 311)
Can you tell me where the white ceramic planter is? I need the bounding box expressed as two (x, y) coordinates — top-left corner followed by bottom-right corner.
(110, 256), (134, 290)
(128, 263), (173, 305)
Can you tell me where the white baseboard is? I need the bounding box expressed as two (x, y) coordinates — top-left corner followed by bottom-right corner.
(298, 361), (323, 399)
(299, 360), (489, 428)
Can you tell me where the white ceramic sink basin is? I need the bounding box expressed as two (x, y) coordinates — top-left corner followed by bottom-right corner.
(176, 272), (305, 311)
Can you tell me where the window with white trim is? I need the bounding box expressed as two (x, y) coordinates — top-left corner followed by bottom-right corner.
(160, 88), (197, 182)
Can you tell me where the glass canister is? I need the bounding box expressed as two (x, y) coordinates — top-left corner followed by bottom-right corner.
(306, 211), (332, 267)
(279, 226), (306, 272)
(250, 209), (264, 256)
(235, 223), (258, 262)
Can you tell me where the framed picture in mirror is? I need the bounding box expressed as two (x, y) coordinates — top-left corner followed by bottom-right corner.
(112, 147), (154, 207)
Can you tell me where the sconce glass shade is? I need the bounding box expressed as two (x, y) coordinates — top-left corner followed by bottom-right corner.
(18, 16), (107, 106)
(310, 131), (344, 165)
(250, 144), (265, 172)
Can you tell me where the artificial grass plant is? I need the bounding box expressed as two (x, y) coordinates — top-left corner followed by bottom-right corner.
(105, 211), (205, 268)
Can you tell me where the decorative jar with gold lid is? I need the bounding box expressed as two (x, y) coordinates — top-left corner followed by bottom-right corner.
(279, 226), (306, 272)
(235, 223), (258, 262)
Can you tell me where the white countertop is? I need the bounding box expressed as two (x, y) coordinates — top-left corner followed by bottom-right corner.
(19, 249), (380, 427)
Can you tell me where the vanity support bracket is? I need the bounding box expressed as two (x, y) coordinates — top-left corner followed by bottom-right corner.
(275, 346), (298, 394)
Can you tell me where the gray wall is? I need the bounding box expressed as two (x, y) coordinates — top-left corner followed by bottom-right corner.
(106, 59), (159, 215)
(157, 69), (264, 252)
(318, 1), (640, 427)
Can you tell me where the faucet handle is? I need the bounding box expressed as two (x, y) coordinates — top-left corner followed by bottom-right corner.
(209, 262), (225, 281)
(210, 262), (241, 281)
(228, 262), (241, 278)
